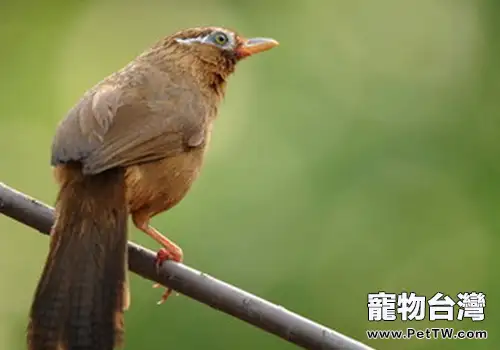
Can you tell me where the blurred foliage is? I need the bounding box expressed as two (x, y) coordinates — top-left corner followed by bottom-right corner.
(0, 0), (497, 349)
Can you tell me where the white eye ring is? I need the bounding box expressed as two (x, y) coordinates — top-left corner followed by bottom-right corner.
(175, 30), (234, 48)
(212, 32), (229, 46)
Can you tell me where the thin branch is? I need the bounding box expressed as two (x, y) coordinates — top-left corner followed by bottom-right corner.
(0, 182), (374, 350)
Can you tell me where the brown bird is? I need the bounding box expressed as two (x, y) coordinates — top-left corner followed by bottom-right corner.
(27, 26), (278, 350)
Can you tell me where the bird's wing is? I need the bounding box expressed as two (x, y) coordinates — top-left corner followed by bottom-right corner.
(51, 83), (207, 174)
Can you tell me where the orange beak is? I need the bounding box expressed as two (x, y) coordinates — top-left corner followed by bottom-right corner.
(235, 37), (279, 58)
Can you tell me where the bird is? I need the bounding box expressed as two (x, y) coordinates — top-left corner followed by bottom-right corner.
(27, 26), (278, 350)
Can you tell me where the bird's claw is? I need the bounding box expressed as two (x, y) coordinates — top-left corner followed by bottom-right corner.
(153, 283), (179, 304)
(153, 248), (183, 304)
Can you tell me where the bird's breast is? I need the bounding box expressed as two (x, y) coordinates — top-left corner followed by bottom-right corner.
(125, 146), (207, 215)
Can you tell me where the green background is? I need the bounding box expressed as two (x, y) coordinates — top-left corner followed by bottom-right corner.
(0, 0), (497, 349)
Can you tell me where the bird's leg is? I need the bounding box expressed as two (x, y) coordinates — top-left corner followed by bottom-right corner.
(132, 214), (183, 304)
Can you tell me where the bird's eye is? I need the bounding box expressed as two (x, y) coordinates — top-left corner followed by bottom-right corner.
(212, 32), (229, 46)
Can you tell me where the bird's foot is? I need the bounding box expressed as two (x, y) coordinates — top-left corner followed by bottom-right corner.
(153, 247), (183, 305)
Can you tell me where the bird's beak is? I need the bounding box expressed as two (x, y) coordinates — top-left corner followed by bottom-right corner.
(235, 37), (279, 58)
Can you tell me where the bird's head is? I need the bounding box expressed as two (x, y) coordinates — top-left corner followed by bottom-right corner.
(146, 27), (278, 89)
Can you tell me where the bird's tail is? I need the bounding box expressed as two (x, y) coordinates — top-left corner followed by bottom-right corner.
(27, 164), (128, 350)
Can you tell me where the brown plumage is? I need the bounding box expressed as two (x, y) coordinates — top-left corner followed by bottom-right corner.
(27, 26), (278, 350)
